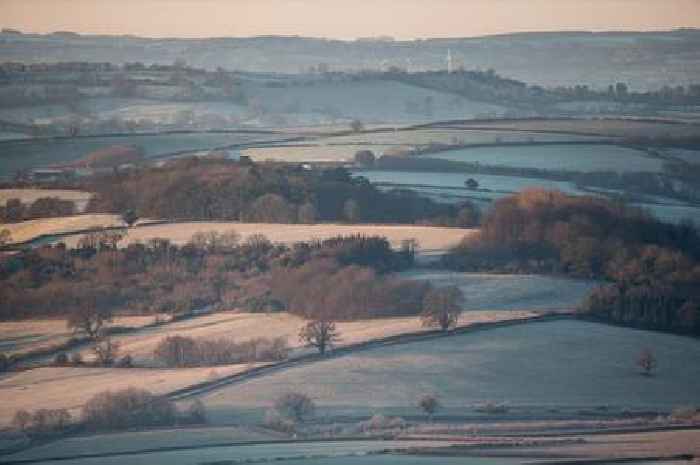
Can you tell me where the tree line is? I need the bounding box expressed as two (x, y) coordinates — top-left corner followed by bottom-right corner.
(81, 156), (479, 227)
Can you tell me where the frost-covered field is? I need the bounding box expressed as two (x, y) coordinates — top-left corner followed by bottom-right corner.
(2, 214), (124, 244)
(244, 79), (509, 123)
(401, 271), (598, 311)
(447, 119), (700, 139)
(428, 144), (664, 173)
(63, 310), (536, 366)
(56, 222), (474, 254)
(200, 320), (700, 423)
(4, 440), (468, 465)
(242, 144), (396, 162)
(0, 315), (164, 357)
(0, 189), (93, 212)
(0, 132), (279, 178)
(355, 170), (585, 195)
(0, 364), (260, 428)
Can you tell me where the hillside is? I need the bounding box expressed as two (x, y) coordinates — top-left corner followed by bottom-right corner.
(2, 29), (700, 89)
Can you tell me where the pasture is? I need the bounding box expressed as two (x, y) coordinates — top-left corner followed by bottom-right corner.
(427, 144), (665, 173)
(200, 320), (700, 423)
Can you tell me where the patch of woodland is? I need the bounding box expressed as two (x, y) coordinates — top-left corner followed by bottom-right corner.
(443, 189), (700, 334)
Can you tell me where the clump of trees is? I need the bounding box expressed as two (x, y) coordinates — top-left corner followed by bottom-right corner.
(444, 189), (700, 335)
(0, 197), (76, 223)
(12, 408), (72, 435)
(153, 335), (289, 367)
(81, 388), (177, 431)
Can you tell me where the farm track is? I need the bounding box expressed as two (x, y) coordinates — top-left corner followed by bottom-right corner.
(167, 312), (571, 401)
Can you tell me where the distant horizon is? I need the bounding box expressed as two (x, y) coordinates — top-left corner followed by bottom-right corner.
(2, 0), (700, 41)
(3, 27), (700, 42)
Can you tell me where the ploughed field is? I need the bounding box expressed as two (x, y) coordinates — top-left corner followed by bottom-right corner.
(199, 320), (700, 423)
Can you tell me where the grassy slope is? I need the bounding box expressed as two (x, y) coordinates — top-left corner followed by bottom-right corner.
(199, 320), (700, 423)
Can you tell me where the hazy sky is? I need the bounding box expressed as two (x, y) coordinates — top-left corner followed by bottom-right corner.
(2, 0), (700, 39)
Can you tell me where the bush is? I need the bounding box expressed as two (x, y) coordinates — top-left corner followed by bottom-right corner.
(0, 352), (10, 372)
(53, 353), (69, 366)
(82, 388), (176, 431)
(358, 414), (406, 432)
(182, 400), (207, 424)
(273, 392), (315, 423)
(264, 408), (297, 432)
(70, 352), (83, 365)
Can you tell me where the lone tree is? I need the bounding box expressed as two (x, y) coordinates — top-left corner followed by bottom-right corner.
(418, 394), (441, 421)
(0, 228), (11, 247)
(354, 150), (376, 168)
(274, 392), (315, 423)
(299, 319), (340, 355)
(350, 119), (364, 133)
(67, 287), (120, 339)
(637, 348), (657, 376)
(121, 209), (139, 227)
(464, 178), (479, 190)
(421, 286), (463, 331)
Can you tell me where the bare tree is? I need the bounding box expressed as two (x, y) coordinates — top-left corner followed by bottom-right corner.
(93, 337), (120, 366)
(299, 319), (340, 355)
(637, 348), (657, 376)
(418, 394), (441, 421)
(421, 286), (463, 331)
(67, 291), (116, 340)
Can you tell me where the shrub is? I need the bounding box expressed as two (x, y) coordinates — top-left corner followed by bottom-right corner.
(264, 408), (297, 433)
(116, 354), (133, 368)
(70, 352), (83, 365)
(53, 353), (69, 366)
(93, 337), (120, 366)
(273, 392), (315, 423)
(359, 414), (406, 432)
(82, 388), (176, 431)
(182, 399), (207, 424)
(418, 394), (441, 419)
(12, 409), (32, 432)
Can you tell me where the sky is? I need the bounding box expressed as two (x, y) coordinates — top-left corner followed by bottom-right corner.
(1, 0), (700, 40)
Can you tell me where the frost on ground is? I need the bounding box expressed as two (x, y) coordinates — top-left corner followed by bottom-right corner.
(67, 310), (537, 365)
(200, 320), (700, 424)
(0, 364), (261, 427)
(2, 214), (123, 244)
(402, 271), (598, 311)
(0, 315), (165, 357)
(58, 222), (475, 254)
(0, 189), (93, 212)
